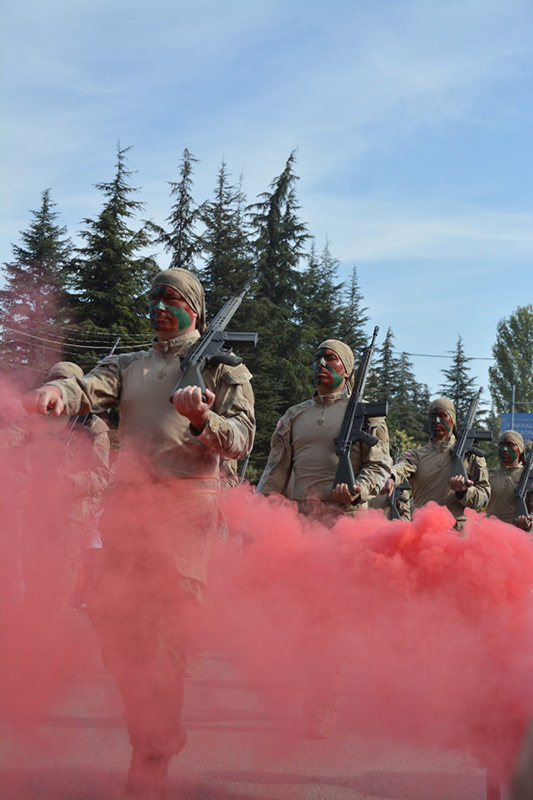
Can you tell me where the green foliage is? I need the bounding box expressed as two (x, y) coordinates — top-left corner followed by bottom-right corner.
(365, 328), (430, 452)
(297, 239), (344, 351)
(198, 161), (253, 331)
(152, 148), (202, 271)
(73, 144), (157, 347)
(336, 265), (369, 358)
(439, 335), (478, 427)
(0, 189), (75, 384)
(244, 152), (310, 469)
(489, 304), (533, 414)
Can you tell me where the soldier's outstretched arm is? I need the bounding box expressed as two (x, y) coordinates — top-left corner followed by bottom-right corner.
(23, 384), (64, 416)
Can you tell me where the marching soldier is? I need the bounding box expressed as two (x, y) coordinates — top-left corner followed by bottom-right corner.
(257, 338), (390, 739)
(23, 268), (255, 800)
(486, 430), (533, 531)
(381, 397), (490, 529)
(258, 339), (391, 516)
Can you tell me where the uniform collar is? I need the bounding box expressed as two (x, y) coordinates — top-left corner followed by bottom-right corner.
(312, 385), (350, 406)
(152, 329), (200, 355)
(429, 433), (456, 452)
(497, 462), (522, 472)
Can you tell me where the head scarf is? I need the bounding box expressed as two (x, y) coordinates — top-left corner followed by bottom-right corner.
(499, 429), (525, 455)
(150, 268), (206, 333)
(315, 339), (355, 384)
(47, 361), (84, 381)
(428, 397), (457, 429)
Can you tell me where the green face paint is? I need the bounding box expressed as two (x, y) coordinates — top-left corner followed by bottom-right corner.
(498, 441), (519, 464)
(429, 410), (452, 437)
(312, 353), (343, 389)
(149, 286), (192, 331)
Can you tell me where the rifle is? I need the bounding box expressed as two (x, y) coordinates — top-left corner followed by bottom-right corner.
(450, 387), (492, 482)
(65, 336), (121, 443)
(332, 326), (388, 491)
(169, 290), (257, 402)
(514, 445), (533, 521)
(387, 480), (411, 520)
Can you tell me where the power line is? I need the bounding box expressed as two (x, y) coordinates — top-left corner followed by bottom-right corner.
(403, 351), (494, 361)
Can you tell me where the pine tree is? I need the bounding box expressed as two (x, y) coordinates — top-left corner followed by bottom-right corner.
(489, 304), (533, 415)
(336, 265), (369, 358)
(198, 161), (254, 329)
(367, 327), (399, 402)
(439, 335), (478, 427)
(73, 144), (157, 353)
(297, 238), (344, 351)
(0, 189), (74, 384)
(153, 148), (201, 270)
(245, 152), (310, 471)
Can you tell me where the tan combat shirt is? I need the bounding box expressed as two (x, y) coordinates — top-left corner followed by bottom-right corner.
(47, 331), (255, 584)
(392, 435), (490, 526)
(486, 464), (533, 525)
(48, 331), (255, 483)
(257, 387), (391, 513)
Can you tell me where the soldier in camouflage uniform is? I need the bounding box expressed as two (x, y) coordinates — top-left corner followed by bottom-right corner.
(24, 269), (255, 800)
(258, 339), (391, 516)
(258, 339), (390, 739)
(486, 430), (533, 531)
(381, 397), (490, 529)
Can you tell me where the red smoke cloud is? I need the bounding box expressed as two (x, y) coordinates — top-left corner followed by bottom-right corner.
(1, 377), (533, 785)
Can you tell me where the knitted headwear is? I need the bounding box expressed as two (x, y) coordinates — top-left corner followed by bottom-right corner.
(315, 339), (355, 381)
(428, 397), (457, 428)
(499, 429), (525, 454)
(47, 361), (84, 381)
(150, 268), (206, 333)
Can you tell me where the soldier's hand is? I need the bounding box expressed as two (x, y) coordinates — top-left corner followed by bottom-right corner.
(514, 515), (533, 532)
(23, 385), (64, 417)
(380, 477), (395, 497)
(332, 483), (361, 504)
(449, 475), (473, 493)
(173, 386), (215, 431)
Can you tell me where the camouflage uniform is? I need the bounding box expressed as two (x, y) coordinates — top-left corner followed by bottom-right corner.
(46, 274), (255, 761)
(258, 385), (391, 516)
(486, 431), (533, 528)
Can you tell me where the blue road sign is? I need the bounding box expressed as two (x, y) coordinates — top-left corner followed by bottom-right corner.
(500, 413), (533, 442)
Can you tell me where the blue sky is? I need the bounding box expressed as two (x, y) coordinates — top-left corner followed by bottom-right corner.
(1, 0), (532, 402)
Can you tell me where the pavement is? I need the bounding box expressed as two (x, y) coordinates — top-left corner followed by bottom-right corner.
(0, 613), (500, 800)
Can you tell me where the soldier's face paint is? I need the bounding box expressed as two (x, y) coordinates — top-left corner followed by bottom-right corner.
(149, 285), (193, 333)
(312, 349), (345, 391)
(498, 440), (520, 465)
(429, 408), (453, 441)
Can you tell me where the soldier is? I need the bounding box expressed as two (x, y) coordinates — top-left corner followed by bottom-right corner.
(257, 339), (390, 739)
(381, 397), (490, 529)
(486, 431), (533, 531)
(23, 268), (255, 800)
(257, 339), (391, 516)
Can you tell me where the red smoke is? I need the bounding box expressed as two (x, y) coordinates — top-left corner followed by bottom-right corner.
(1, 377), (533, 785)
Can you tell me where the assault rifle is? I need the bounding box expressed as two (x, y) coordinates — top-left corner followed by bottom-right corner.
(514, 445), (533, 522)
(387, 480), (411, 520)
(169, 289), (257, 402)
(332, 326), (388, 491)
(450, 387), (492, 482)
